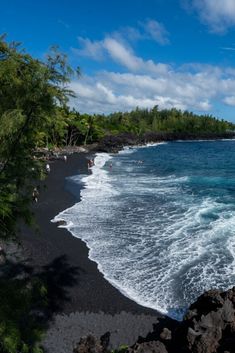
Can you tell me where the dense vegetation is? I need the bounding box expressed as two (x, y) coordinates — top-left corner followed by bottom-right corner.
(2, 35), (234, 241)
(1, 36), (235, 241)
(44, 106), (235, 148)
(0, 272), (47, 353)
(0, 36), (79, 241)
(0, 36), (79, 353)
(0, 36), (235, 352)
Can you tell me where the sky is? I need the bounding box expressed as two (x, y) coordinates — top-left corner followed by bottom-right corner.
(2, 0), (235, 121)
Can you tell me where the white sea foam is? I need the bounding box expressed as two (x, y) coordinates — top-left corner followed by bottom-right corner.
(145, 142), (168, 147)
(118, 147), (137, 155)
(221, 138), (235, 141)
(118, 142), (167, 155)
(52, 143), (235, 321)
(176, 139), (235, 143)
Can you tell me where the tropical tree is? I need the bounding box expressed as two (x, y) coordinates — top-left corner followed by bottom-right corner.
(0, 36), (78, 240)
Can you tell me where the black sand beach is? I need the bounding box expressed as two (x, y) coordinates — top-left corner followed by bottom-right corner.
(19, 152), (170, 352)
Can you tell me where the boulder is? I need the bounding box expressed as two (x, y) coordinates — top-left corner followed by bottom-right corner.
(183, 288), (235, 353)
(128, 341), (168, 353)
(160, 328), (172, 341)
(73, 333), (110, 353)
(56, 220), (67, 227)
(72, 286), (235, 353)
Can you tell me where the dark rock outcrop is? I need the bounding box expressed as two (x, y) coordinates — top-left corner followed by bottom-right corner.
(161, 287), (235, 353)
(97, 132), (235, 154)
(128, 341), (168, 353)
(73, 332), (110, 353)
(97, 133), (139, 153)
(55, 220), (67, 227)
(73, 287), (235, 353)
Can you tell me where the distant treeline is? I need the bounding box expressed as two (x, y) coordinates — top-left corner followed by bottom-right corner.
(1, 34), (235, 239)
(1, 35), (235, 353)
(44, 106), (235, 148)
(1, 35), (235, 242)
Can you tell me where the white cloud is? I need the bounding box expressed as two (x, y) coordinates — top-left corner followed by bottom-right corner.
(70, 29), (235, 116)
(188, 0), (235, 33)
(70, 80), (161, 113)
(103, 37), (141, 70)
(224, 96), (235, 106)
(72, 37), (105, 60)
(118, 26), (144, 42)
(103, 37), (169, 74)
(221, 47), (235, 51)
(72, 18), (170, 62)
(141, 19), (170, 45)
(69, 62), (235, 115)
(73, 35), (169, 74)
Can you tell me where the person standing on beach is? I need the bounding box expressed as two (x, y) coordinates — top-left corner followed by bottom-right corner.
(32, 187), (39, 203)
(46, 163), (50, 173)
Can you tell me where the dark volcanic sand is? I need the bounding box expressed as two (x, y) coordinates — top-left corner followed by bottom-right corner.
(20, 152), (171, 352)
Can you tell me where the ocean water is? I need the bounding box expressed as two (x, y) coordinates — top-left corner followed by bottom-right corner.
(53, 140), (235, 320)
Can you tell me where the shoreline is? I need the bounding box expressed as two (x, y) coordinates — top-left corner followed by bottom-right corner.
(52, 149), (168, 317)
(19, 151), (175, 351)
(97, 132), (235, 154)
(21, 138), (235, 315)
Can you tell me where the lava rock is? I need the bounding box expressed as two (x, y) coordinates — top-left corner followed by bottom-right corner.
(128, 341), (168, 353)
(160, 328), (172, 341)
(73, 333), (110, 353)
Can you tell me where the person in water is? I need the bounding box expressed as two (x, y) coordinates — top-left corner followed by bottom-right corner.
(88, 159), (94, 168)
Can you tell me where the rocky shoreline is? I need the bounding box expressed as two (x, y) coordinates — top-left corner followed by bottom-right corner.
(74, 286), (235, 353)
(96, 131), (235, 153)
(18, 151), (166, 353)
(3, 137), (235, 353)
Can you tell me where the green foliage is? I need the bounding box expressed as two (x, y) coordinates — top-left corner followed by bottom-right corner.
(0, 34), (233, 241)
(0, 33), (234, 353)
(0, 276), (47, 353)
(58, 105), (235, 145)
(111, 344), (129, 353)
(0, 36), (78, 240)
(101, 106), (235, 136)
(33, 92), (235, 150)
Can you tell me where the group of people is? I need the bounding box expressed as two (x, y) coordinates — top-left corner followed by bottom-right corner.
(32, 154), (68, 203)
(32, 162), (50, 203)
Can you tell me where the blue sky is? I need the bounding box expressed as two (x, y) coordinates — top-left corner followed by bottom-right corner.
(2, 0), (235, 121)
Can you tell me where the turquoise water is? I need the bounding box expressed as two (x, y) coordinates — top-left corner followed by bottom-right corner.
(54, 140), (235, 320)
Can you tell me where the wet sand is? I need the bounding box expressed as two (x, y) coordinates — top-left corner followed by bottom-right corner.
(20, 152), (171, 351)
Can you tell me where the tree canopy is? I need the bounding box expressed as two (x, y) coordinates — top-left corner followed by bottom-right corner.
(1, 36), (235, 241)
(0, 36), (78, 240)
(1, 35), (235, 353)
